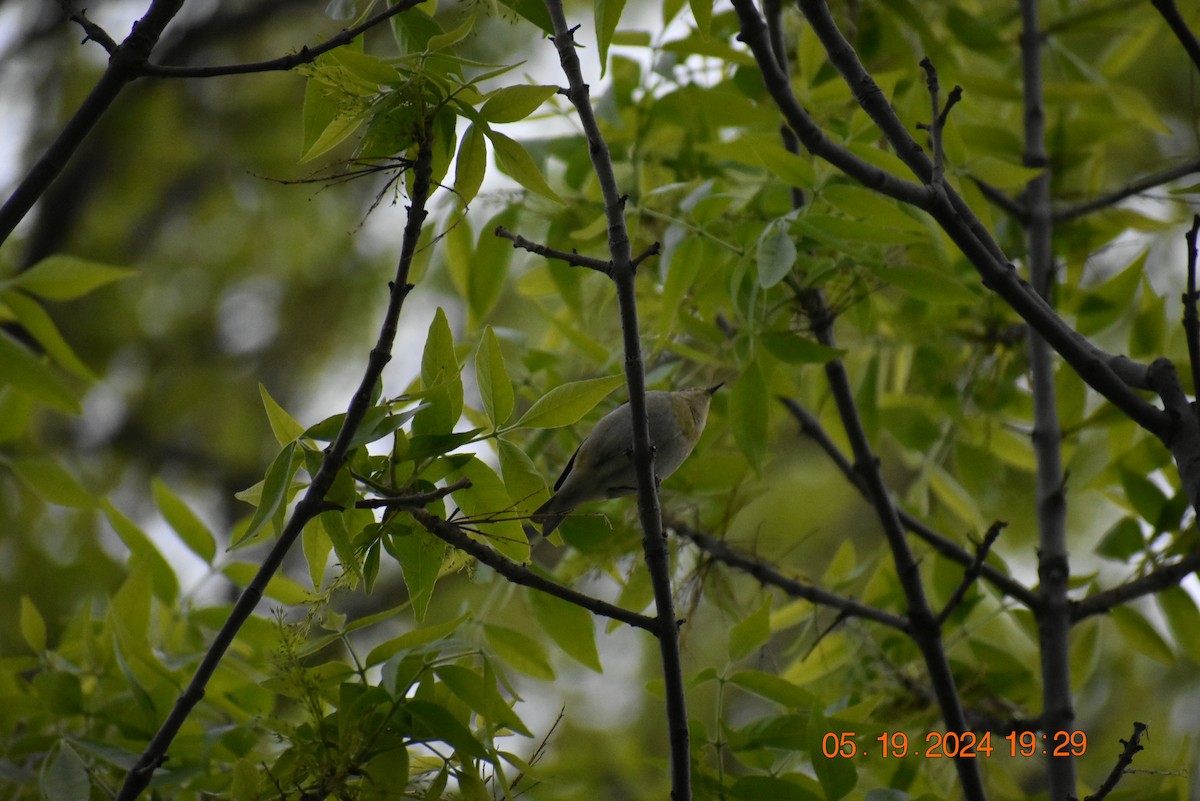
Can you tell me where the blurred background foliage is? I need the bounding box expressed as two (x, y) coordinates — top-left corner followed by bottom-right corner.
(1, 0), (1200, 799)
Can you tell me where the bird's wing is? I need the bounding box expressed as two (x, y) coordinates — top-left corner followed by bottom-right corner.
(553, 442), (582, 492)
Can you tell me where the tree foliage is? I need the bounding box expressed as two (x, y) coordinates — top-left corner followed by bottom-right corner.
(1, 1), (1200, 800)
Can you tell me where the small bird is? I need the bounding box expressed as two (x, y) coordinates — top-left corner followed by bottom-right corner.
(530, 384), (721, 537)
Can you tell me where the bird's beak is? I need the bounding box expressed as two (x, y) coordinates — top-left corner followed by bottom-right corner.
(706, 382), (724, 395)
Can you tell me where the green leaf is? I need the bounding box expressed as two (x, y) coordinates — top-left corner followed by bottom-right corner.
(299, 67), (368, 162)
(102, 502), (180, 603)
(727, 670), (814, 708)
(384, 522), (447, 622)
(4, 255), (132, 300)
(426, 10), (476, 52)
(485, 128), (564, 204)
(152, 478), (217, 564)
(408, 699), (489, 759)
(451, 457), (528, 563)
(392, 7), (443, 53)
(808, 702), (857, 800)
(9, 457), (95, 508)
(40, 742), (90, 801)
(1120, 468), (1166, 526)
(1110, 604), (1174, 665)
(965, 156), (1045, 189)
(877, 265), (980, 304)
(234, 442), (299, 547)
(745, 134), (815, 189)
(761, 332), (845, 364)
(366, 612), (470, 666)
(929, 465), (985, 531)
(434, 663), (531, 735)
(496, 0), (554, 34)
(730, 775), (821, 801)
(1096, 517), (1144, 561)
(1, 289), (95, 380)
(223, 562), (313, 606)
(302, 516), (333, 590)
(484, 624), (555, 680)
(413, 307), (464, 437)
(1158, 587), (1200, 663)
(730, 359), (767, 473)
(477, 327), (515, 428)
(511, 375), (625, 429)
(689, 0), (713, 36)
(498, 436), (549, 515)
(729, 598), (771, 661)
(454, 123), (487, 205)
(19, 596), (46, 653)
(0, 329), (80, 413)
(480, 85), (559, 123)
(528, 587), (603, 671)
(595, 0), (628, 77)
(259, 383), (305, 445)
(757, 217), (797, 289)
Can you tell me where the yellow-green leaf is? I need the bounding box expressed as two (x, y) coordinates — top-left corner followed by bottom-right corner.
(485, 128), (564, 204)
(511, 375), (625, 429)
(259, 383), (305, 445)
(479, 85), (558, 124)
(19, 596), (46, 653)
(152, 478), (217, 564)
(4, 255), (132, 300)
(476, 327), (515, 428)
(0, 329), (79, 414)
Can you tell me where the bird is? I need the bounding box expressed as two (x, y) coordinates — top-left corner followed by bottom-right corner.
(529, 384), (721, 537)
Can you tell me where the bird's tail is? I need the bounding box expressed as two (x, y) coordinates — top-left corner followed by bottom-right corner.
(526, 496), (568, 539)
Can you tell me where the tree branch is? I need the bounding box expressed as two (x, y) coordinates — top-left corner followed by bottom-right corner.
(115, 124), (437, 801)
(732, 0), (1168, 441)
(1071, 549), (1200, 621)
(407, 509), (658, 633)
(1183, 215), (1200, 398)
(676, 524), (910, 631)
(1019, 1), (1078, 796)
(541, 4), (690, 799)
(57, 0), (119, 53)
(139, 0), (427, 78)
(1151, 0), (1200, 75)
(1054, 157), (1200, 223)
(1083, 722), (1149, 801)
(779, 397), (1040, 608)
(0, 0), (186, 247)
(494, 224), (613, 274)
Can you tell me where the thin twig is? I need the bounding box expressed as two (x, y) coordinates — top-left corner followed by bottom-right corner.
(1181, 215), (1200, 397)
(676, 524), (910, 631)
(140, 0), (427, 78)
(494, 225), (613, 274)
(916, 58), (962, 188)
(116, 123), (437, 801)
(935, 522), (1006, 626)
(353, 478), (472, 509)
(1083, 722), (1149, 801)
(971, 177), (1029, 221)
(56, 0), (119, 53)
